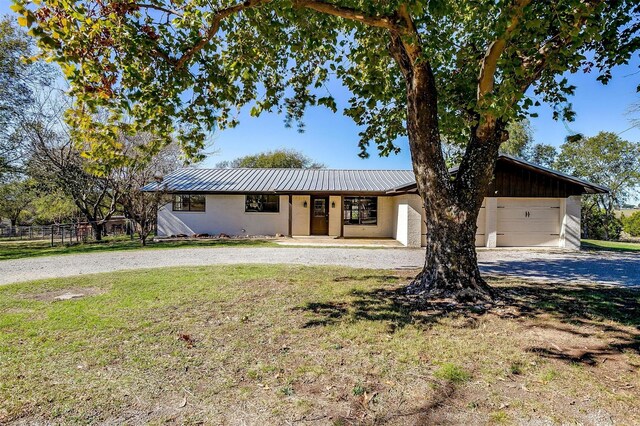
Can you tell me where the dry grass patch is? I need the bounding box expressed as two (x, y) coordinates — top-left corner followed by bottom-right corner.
(0, 265), (638, 425)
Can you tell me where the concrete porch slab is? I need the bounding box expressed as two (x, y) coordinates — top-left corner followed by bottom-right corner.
(275, 236), (404, 248)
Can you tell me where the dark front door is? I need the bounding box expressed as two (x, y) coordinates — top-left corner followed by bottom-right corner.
(310, 196), (329, 235)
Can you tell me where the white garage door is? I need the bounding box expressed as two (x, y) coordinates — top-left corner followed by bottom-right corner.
(497, 199), (561, 247)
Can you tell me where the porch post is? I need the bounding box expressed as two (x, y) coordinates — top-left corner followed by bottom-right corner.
(339, 196), (344, 238)
(288, 194), (293, 237)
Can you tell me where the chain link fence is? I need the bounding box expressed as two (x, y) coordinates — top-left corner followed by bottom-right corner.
(0, 220), (134, 245)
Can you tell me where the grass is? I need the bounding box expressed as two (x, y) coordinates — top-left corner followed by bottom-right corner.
(582, 239), (640, 252)
(0, 265), (639, 424)
(0, 236), (277, 261)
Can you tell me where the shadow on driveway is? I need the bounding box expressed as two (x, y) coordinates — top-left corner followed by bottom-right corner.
(479, 254), (640, 287)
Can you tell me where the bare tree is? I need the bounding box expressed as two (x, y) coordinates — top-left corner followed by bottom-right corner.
(23, 94), (119, 241)
(112, 134), (182, 245)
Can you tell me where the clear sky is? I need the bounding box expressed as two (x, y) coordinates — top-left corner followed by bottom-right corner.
(2, 2), (639, 173)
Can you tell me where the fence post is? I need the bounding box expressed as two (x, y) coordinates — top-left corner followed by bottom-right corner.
(50, 225), (54, 247)
(61, 225), (64, 245)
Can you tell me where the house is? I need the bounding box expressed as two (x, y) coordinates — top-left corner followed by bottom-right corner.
(143, 154), (608, 249)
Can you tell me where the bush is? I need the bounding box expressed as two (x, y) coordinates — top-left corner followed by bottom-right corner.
(622, 211), (640, 237)
(582, 206), (622, 240)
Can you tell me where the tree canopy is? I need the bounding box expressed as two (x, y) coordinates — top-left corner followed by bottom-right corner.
(216, 148), (324, 168)
(12, 1), (640, 162)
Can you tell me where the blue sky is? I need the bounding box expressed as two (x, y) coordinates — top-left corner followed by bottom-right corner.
(2, 2), (639, 172)
(201, 58), (639, 170)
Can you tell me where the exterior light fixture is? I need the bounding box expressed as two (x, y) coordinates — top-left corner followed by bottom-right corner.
(303, 201), (308, 208)
(331, 201), (335, 208)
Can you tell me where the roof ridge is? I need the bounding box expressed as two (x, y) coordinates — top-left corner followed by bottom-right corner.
(174, 167), (414, 172)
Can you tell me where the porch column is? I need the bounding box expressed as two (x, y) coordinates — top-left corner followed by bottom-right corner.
(485, 197), (497, 248)
(288, 195), (292, 237)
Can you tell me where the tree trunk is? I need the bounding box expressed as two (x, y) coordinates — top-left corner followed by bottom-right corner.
(92, 223), (104, 241)
(407, 200), (494, 301)
(389, 41), (497, 302)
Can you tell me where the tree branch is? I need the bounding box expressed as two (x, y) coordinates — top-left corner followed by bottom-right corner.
(135, 3), (183, 17)
(295, 0), (402, 31)
(477, 0), (532, 100)
(175, 0), (272, 69)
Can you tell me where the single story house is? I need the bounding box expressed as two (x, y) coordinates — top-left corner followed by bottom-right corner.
(143, 154), (608, 249)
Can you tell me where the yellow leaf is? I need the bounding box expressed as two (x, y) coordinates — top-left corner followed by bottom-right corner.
(17, 16), (28, 27)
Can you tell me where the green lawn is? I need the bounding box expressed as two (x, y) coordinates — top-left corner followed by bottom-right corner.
(1, 265), (638, 424)
(0, 237), (277, 261)
(582, 239), (640, 252)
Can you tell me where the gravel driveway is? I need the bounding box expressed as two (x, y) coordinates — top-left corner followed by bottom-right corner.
(0, 247), (638, 287)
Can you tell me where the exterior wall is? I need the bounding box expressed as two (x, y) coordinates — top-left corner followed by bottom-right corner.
(329, 196), (341, 236)
(392, 194), (423, 247)
(291, 195), (310, 236)
(562, 195), (581, 250)
(157, 194), (288, 237)
(343, 196), (395, 238)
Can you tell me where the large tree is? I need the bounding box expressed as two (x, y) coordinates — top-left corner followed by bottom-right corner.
(13, 0), (640, 300)
(26, 122), (119, 241)
(556, 131), (640, 240)
(0, 16), (53, 177)
(216, 148), (324, 168)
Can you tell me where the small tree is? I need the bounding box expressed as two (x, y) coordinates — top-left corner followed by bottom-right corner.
(216, 149), (324, 168)
(113, 134), (182, 245)
(0, 179), (33, 226)
(622, 211), (640, 237)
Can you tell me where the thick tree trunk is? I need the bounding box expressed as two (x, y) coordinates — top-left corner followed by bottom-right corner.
(389, 39), (499, 302)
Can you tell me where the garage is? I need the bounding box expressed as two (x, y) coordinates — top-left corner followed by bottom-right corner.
(462, 154), (609, 249)
(496, 198), (561, 247)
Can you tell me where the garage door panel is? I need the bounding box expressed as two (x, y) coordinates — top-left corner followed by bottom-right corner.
(496, 198), (561, 247)
(497, 233), (560, 247)
(497, 199), (559, 208)
(498, 218), (560, 233)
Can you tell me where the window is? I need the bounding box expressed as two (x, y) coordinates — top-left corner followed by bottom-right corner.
(172, 194), (205, 212)
(245, 194), (280, 213)
(343, 197), (377, 225)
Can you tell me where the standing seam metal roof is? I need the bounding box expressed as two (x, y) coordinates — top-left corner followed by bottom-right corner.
(142, 168), (416, 193)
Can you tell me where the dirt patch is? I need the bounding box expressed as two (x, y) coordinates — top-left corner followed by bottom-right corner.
(23, 287), (106, 302)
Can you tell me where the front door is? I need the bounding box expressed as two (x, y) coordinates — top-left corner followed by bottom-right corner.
(310, 196), (329, 235)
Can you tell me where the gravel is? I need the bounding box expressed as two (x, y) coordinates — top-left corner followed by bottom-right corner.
(0, 247), (638, 287)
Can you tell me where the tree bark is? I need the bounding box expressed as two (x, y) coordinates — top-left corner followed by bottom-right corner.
(390, 38), (497, 302)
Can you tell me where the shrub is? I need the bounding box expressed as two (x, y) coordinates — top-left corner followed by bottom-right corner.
(582, 206), (622, 240)
(622, 211), (640, 237)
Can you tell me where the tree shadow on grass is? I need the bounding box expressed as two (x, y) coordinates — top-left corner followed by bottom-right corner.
(297, 276), (640, 366)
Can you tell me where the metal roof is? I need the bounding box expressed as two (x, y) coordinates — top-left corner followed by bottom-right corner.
(143, 155), (608, 195)
(142, 168), (416, 193)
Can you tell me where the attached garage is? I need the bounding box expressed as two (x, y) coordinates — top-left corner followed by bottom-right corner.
(496, 198), (561, 247)
(468, 155), (608, 249)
